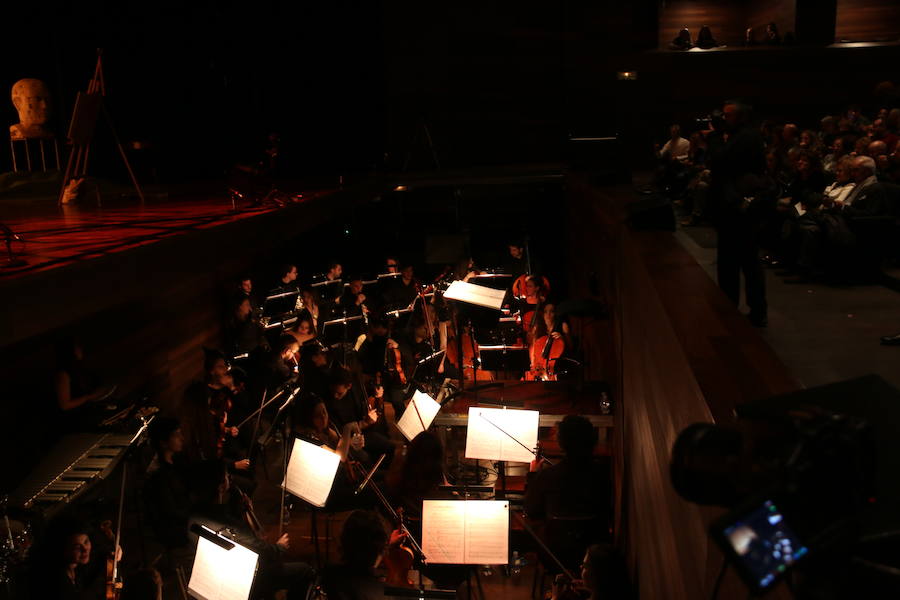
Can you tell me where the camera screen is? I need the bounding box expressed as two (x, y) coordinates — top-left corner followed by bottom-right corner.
(722, 499), (808, 589)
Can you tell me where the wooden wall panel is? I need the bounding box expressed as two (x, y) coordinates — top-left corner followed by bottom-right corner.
(569, 176), (799, 598)
(658, 0), (748, 49)
(748, 0), (797, 42)
(835, 0), (900, 41)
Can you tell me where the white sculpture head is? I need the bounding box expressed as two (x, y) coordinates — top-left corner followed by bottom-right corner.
(10, 78), (52, 140)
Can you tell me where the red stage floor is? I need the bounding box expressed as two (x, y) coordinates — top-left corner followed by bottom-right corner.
(0, 192), (324, 279)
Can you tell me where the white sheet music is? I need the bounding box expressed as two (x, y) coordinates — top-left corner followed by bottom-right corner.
(396, 390), (441, 441)
(422, 500), (509, 565)
(188, 534), (259, 600)
(282, 437), (341, 507)
(465, 406), (540, 463)
(444, 281), (506, 310)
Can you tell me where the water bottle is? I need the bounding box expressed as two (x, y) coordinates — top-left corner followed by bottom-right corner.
(511, 551), (522, 578)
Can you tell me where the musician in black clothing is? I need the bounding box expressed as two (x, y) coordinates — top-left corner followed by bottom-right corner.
(381, 264), (417, 311)
(337, 276), (367, 316)
(266, 263), (301, 317)
(262, 334), (300, 394)
(300, 343), (330, 400)
(225, 296), (269, 359)
(321, 510), (388, 600)
(326, 367), (395, 461)
(503, 239), (528, 279)
(27, 516), (119, 600)
(144, 417), (192, 550)
(189, 461), (313, 600)
(525, 415), (611, 570)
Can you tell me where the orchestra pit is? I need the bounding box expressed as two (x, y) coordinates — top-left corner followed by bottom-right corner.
(2, 2), (900, 599)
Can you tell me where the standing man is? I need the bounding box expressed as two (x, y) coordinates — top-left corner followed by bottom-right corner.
(708, 100), (770, 327)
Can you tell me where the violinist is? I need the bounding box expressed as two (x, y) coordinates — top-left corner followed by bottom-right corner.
(27, 516), (120, 600)
(384, 432), (466, 590)
(144, 418), (191, 551)
(321, 510), (388, 600)
(189, 460), (314, 600)
(326, 368), (395, 460)
(287, 315), (317, 347)
(300, 288), (321, 331)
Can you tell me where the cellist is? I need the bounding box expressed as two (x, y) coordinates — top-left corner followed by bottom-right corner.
(528, 303), (570, 381)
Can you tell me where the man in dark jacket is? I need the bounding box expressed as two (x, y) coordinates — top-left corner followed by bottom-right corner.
(708, 100), (771, 327)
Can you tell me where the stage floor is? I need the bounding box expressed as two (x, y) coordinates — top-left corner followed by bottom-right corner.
(0, 191), (326, 279)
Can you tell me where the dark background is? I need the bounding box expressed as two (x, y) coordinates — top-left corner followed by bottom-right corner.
(2, 1), (899, 184)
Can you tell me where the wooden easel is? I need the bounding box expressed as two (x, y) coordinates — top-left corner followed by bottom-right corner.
(58, 50), (145, 206)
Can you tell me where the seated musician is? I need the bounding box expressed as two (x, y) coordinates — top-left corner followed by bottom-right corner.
(189, 460), (313, 600)
(53, 338), (114, 430)
(180, 350), (251, 475)
(262, 334), (300, 394)
(384, 432), (466, 590)
(302, 288), (321, 328)
(525, 416), (612, 567)
(266, 263), (301, 317)
(529, 303), (572, 380)
(326, 367), (394, 461)
(300, 343), (330, 399)
(503, 239), (528, 279)
(381, 264), (418, 311)
(293, 394), (365, 461)
(321, 510), (388, 600)
(144, 417), (192, 550)
(225, 296), (269, 360)
(231, 274), (259, 314)
(287, 315), (317, 346)
(27, 515), (120, 600)
(293, 395), (377, 510)
(336, 275), (367, 316)
(314, 261), (344, 309)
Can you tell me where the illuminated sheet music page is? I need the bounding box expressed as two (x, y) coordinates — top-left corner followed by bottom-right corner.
(465, 406), (540, 463)
(282, 437), (341, 507)
(422, 500), (509, 565)
(396, 390), (441, 441)
(188, 534), (259, 600)
(444, 281), (506, 310)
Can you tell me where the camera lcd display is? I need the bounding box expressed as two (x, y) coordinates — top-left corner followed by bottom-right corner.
(720, 499), (808, 590)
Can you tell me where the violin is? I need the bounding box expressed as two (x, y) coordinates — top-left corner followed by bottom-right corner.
(235, 484), (264, 539)
(384, 507), (416, 587)
(385, 335), (407, 386)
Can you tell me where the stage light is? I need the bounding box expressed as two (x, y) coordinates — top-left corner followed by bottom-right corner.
(617, 71), (638, 81)
(394, 185), (408, 192)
